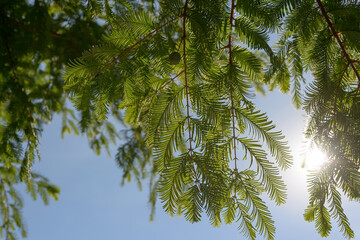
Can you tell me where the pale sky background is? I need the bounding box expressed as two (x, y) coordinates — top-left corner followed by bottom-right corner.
(18, 87), (360, 240)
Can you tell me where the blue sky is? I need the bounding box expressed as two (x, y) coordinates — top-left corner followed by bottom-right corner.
(21, 90), (360, 240)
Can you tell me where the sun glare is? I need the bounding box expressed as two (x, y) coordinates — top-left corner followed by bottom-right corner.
(305, 148), (328, 169)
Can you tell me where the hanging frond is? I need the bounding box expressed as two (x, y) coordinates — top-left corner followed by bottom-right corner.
(238, 137), (287, 205)
(239, 173), (276, 240)
(62, 1), (296, 239)
(236, 108), (293, 170)
(328, 185), (354, 239)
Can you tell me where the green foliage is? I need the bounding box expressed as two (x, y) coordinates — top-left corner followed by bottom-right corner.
(276, 0), (360, 238)
(2, 0), (360, 239)
(64, 1), (293, 239)
(0, 0), (122, 238)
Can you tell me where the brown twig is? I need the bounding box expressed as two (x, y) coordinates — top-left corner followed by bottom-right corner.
(316, 0), (360, 88)
(219, 44), (230, 51)
(87, 16), (180, 81)
(177, 38), (183, 52)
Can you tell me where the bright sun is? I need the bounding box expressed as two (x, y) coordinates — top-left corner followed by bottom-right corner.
(305, 148), (328, 169)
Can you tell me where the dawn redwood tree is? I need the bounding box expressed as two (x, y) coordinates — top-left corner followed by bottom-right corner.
(1, 0), (360, 239)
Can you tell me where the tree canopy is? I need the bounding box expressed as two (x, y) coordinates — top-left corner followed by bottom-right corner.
(1, 0), (360, 239)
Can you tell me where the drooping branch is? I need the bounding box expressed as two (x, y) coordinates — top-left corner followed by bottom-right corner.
(87, 16), (180, 81)
(182, 0), (198, 183)
(2, 12), (38, 180)
(333, 63), (350, 133)
(228, 0), (238, 196)
(316, 0), (360, 85)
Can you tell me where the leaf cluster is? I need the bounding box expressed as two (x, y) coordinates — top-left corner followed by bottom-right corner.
(64, 1), (293, 239)
(274, 0), (360, 238)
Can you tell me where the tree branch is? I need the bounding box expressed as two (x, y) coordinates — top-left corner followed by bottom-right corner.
(316, 0), (360, 86)
(229, 0), (238, 196)
(87, 16), (180, 81)
(333, 63), (350, 133)
(2, 11), (39, 182)
(182, 0), (198, 183)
